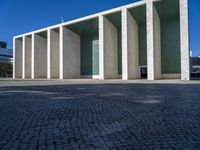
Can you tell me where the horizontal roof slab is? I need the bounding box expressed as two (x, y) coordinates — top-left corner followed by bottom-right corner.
(67, 18), (99, 35)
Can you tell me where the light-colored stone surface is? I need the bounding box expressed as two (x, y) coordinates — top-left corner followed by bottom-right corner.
(0, 79), (199, 87)
(161, 74), (181, 79)
(48, 29), (60, 79)
(59, 26), (63, 79)
(99, 15), (104, 80)
(13, 0), (190, 81)
(121, 8), (128, 80)
(22, 36), (25, 79)
(153, 5), (161, 79)
(180, 0), (190, 81)
(147, 1), (161, 80)
(146, 1), (154, 80)
(34, 33), (47, 78)
(24, 36), (32, 78)
(47, 30), (50, 79)
(122, 8), (139, 80)
(99, 15), (118, 79)
(62, 27), (80, 79)
(31, 34), (35, 79)
(14, 38), (23, 78)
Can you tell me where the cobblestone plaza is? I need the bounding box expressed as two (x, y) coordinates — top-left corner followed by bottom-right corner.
(0, 82), (199, 149)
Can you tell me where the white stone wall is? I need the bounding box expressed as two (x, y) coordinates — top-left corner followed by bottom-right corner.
(147, 1), (154, 80)
(34, 34), (47, 78)
(24, 36), (32, 78)
(62, 27), (80, 79)
(147, 1), (161, 80)
(122, 8), (139, 80)
(153, 5), (161, 79)
(14, 38), (23, 78)
(31, 34), (35, 79)
(99, 16), (104, 80)
(180, 0), (190, 80)
(49, 29), (60, 79)
(99, 15), (118, 79)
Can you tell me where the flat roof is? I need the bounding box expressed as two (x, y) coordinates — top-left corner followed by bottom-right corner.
(14, 0), (154, 39)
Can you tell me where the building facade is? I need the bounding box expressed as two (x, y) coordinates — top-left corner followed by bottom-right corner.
(13, 0), (190, 80)
(0, 42), (13, 77)
(0, 48), (13, 63)
(0, 41), (13, 63)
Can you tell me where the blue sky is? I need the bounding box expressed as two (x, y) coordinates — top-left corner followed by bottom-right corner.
(0, 0), (199, 56)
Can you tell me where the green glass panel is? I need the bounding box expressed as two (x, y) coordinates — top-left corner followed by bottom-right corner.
(92, 40), (99, 75)
(81, 34), (99, 75)
(161, 18), (181, 74)
(139, 24), (147, 66)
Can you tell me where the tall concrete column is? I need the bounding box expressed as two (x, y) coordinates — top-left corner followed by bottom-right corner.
(99, 16), (104, 80)
(13, 39), (15, 79)
(50, 29), (60, 79)
(48, 29), (60, 79)
(47, 29), (51, 79)
(122, 8), (139, 80)
(14, 38), (23, 78)
(59, 26), (63, 79)
(146, 1), (161, 80)
(180, 0), (190, 80)
(60, 26), (80, 79)
(24, 36), (32, 78)
(31, 34), (35, 79)
(153, 5), (161, 79)
(99, 15), (118, 80)
(22, 36), (25, 79)
(34, 33), (47, 78)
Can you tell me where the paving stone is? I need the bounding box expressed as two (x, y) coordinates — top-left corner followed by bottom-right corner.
(0, 84), (199, 149)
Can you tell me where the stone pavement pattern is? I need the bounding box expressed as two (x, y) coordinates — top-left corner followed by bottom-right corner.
(0, 83), (200, 149)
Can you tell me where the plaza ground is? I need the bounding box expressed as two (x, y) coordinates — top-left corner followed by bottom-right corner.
(0, 80), (200, 149)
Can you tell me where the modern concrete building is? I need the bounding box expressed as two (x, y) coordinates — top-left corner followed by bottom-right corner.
(13, 0), (190, 80)
(0, 41), (13, 63)
(0, 48), (13, 63)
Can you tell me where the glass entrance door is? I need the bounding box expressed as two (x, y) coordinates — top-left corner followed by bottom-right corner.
(140, 67), (147, 79)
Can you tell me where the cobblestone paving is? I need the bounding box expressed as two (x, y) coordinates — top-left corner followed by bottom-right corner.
(0, 83), (200, 150)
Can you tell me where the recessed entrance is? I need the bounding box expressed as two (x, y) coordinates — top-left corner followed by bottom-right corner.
(65, 18), (99, 79)
(140, 67), (147, 79)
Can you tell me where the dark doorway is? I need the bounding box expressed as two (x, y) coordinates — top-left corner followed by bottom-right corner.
(140, 67), (147, 79)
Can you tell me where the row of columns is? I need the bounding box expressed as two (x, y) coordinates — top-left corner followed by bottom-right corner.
(13, 0), (190, 80)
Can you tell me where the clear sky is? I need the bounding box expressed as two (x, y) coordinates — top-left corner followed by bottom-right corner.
(0, 0), (199, 56)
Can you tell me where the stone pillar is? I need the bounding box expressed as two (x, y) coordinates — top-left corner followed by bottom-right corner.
(146, 0), (161, 80)
(99, 15), (104, 80)
(99, 15), (118, 80)
(122, 8), (139, 80)
(47, 29), (51, 79)
(59, 26), (64, 79)
(180, 0), (190, 80)
(13, 38), (15, 79)
(153, 5), (161, 79)
(24, 36), (32, 78)
(22, 36), (25, 79)
(14, 38), (23, 78)
(48, 29), (60, 79)
(34, 33), (47, 78)
(60, 26), (80, 79)
(31, 34), (35, 79)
